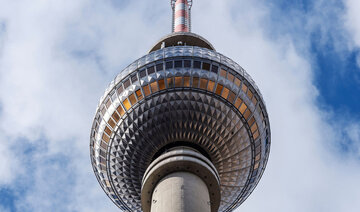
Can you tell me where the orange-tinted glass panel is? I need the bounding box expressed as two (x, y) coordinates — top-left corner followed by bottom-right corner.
(129, 94), (137, 105)
(175, 77), (182, 87)
(104, 126), (112, 136)
(248, 117), (255, 126)
(184, 77), (190, 87)
(143, 85), (151, 97)
(227, 73), (234, 82)
(200, 78), (208, 90)
(150, 81), (159, 93)
(253, 130), (260, 140)
(215, 84), (223, 95)
(239, 103), (247, 114)
(242, 84), (248, 93)
(158, 79), (166, 90)
(251, 123), (258, 133)
(244, 109), (251, 120)
(255, 154), (261, 161)
(102, 133), (110, 143)
(167, 78), (174, 88)
(207, 80), (215, 92)
(192, 77), (199, 88)
(247, 89), (254, 99)
(228, 91), (236, 103)
(252, 97), (258, 105)
(220, 69), (227, 78)
(123, 99), (131, 110)
(254, 162), (259, 169)
(136, 89), (143, 100)
(117, 105), (125, 116)
(112, 111), (120, 122)
(235, 97), (242, 108)
(235, 78), (241, 87)
(221, 87), (230, 99)
(108, 119), (116, 128)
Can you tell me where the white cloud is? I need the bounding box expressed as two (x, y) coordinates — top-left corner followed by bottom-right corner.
(345, 0), (360, 69)
(344, 123), (360, 157)
(345, 0), (360, 47)
(0, 0), (120, 210)
(0, 135), (21, 185)
(0, 0), (359, 212)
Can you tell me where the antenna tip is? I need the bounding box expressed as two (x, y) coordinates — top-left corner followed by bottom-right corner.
(171, 0), (193, 9)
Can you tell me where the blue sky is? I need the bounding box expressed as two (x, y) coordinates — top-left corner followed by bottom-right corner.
(264, 0), (360, 153)
(265, 0), (360, 115)
(0, 0), (360, 212)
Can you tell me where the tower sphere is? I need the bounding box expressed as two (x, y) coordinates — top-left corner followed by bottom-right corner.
(90, 1), (271, 212)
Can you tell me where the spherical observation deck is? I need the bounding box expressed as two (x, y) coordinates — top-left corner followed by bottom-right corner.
(90, 35), (271, 211)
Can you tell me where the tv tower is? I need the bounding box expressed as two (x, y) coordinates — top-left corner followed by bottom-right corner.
(90, 0), (271, 211)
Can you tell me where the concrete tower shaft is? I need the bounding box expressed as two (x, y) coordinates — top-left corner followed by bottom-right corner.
(172, 0), (192, 32)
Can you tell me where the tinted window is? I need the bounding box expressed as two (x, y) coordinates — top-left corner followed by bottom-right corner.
(194, 61), (201, 69)
(124, 79), (131, 88)
(166, 61), (173, 69)
(131, 75), (138, 83)
(139, 69), (146, 78)
(174, 60), (182, 68)
(211, 65), (218, 73)
(147, 66), (155, 74)
(156, 63), (163, 71)
(202, 62), (210, 71)
(184, 60), (191, 68)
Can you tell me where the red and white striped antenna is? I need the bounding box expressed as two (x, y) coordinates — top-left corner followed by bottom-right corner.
(171, 0), (193, 33)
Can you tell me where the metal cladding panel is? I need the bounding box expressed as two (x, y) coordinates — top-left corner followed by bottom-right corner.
(90, 46), (271, 212)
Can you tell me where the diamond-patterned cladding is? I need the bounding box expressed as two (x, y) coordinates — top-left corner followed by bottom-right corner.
(90, 46), (271, 212)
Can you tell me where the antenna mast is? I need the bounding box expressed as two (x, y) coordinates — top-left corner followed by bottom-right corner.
(171, 0), (193, 32)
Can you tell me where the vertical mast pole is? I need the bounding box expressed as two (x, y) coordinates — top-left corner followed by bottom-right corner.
(171, 0), (192, 33)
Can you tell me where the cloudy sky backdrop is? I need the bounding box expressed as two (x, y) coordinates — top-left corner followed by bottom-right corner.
(0, 0), (360, 211)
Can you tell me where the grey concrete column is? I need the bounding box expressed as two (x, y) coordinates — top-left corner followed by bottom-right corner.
(151, 171), (210, 212)
(141, 147), (221, 212)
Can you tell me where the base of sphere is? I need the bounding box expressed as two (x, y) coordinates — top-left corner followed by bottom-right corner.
(141, 146), (221, 212)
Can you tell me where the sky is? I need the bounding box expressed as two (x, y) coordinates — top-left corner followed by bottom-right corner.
(0, 0), (359, 211)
